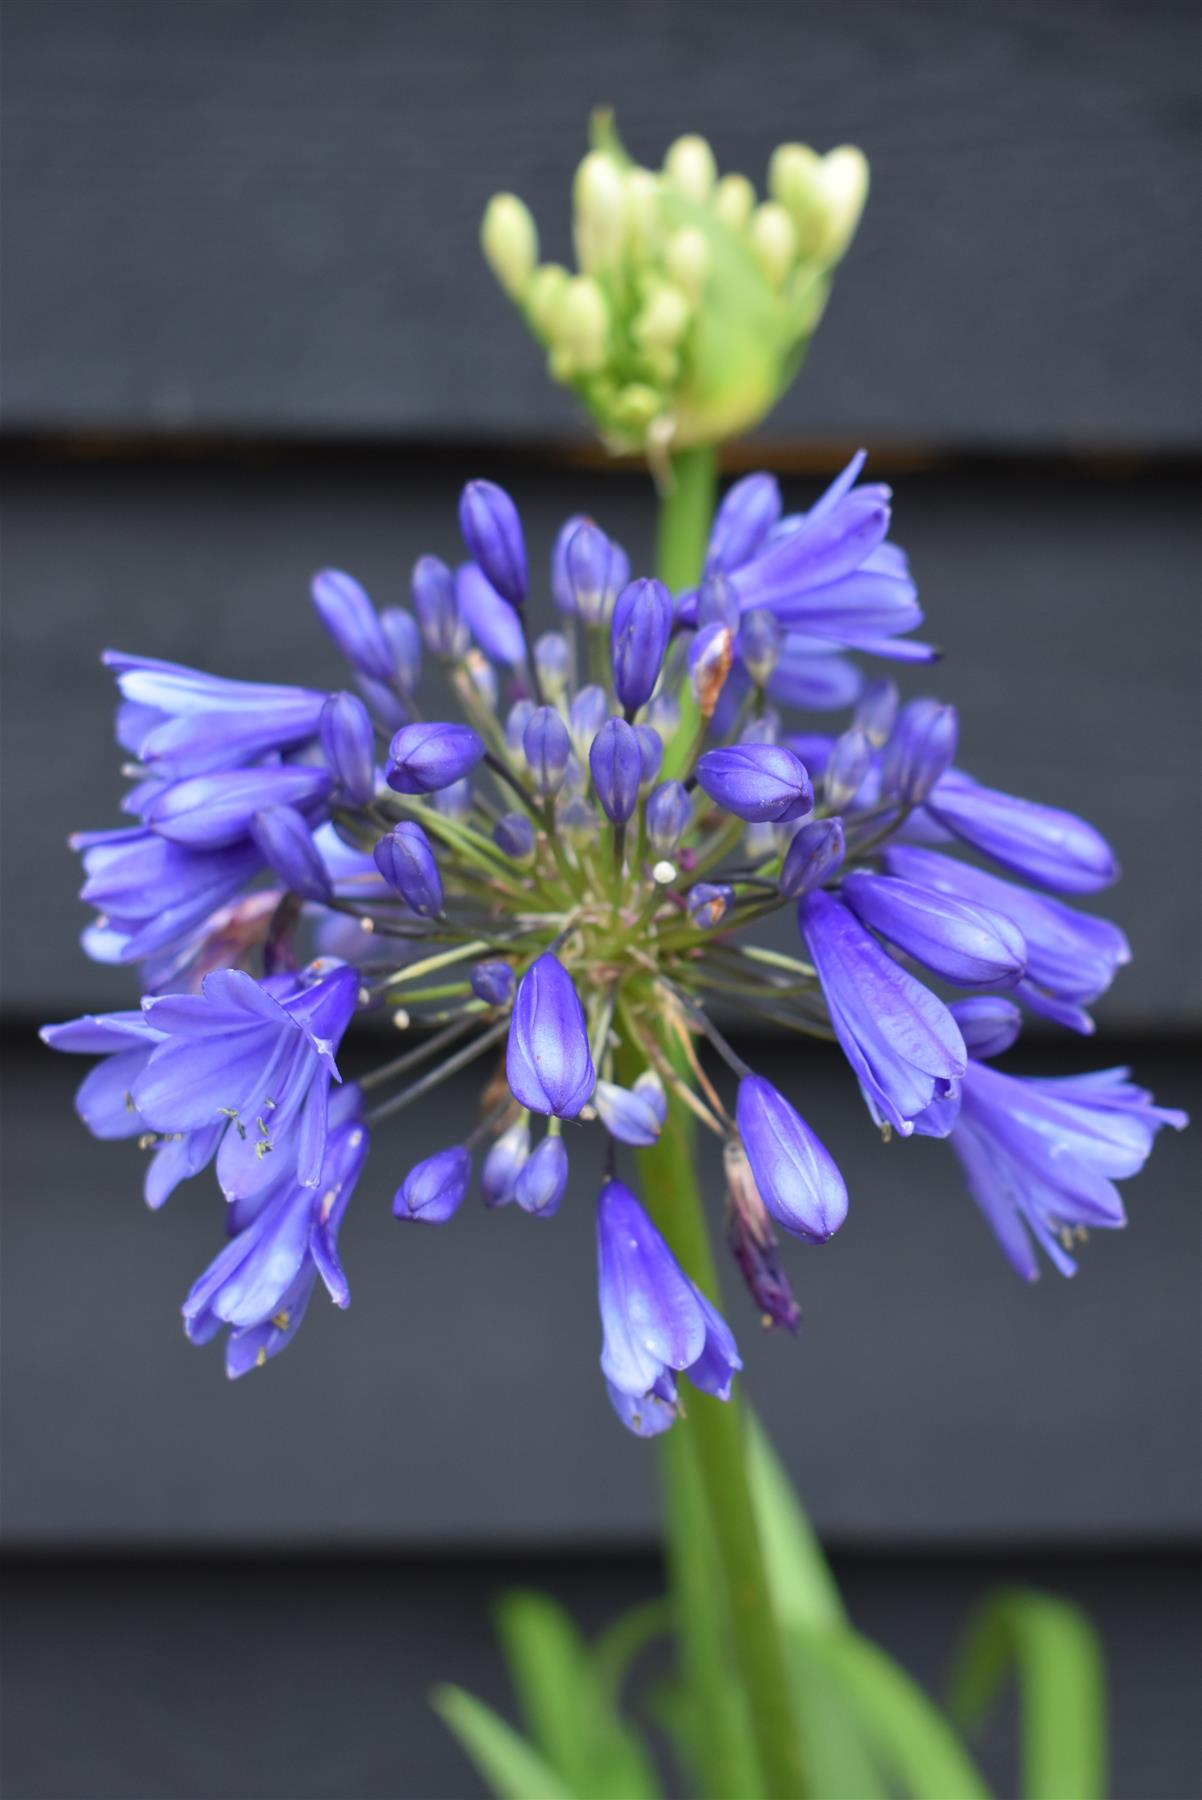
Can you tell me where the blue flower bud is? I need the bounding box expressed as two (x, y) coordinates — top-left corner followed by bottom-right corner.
(559, 796), (602, 845)
(394, 1145), (472, 1223)
(523, 705), (572, 797)
(880, 699), (958, 805)
(311, 568), (395, 683)
(687, 883), (734, 928)
(696, 744), (813, 824)
(779, 817), (845, 898)
(633, 1069), (668, 1126)
(854, 676), (899, 746)
(504, 699), (536, 764)
(636, 724), (664, 789)
(740, 711), (780, 746)
(482, 1118), (529, 1206)
(471, 960), (516, 1007)
(569, 685), (611, 758)
(949, 996), (1023, 1061)
(411, 554), (463, 658)
(925, 774), (1118, 895)
(559, 752), (588, 799)
(705, 473), (782, 576)
(824, 726), (872, 810)
(556, 518), (628, 623)
(456, 563), (525, 666)
(354, 674), (408, 733)
(458, 480), (527, 607)
(595, 1079), (664, 1146)
(380, 606), (422, 696)
(462, 650), (498, 710)
(646, 780), (692, 853)
(736, 1074), (848, 1242)
(506, 952), (595, 1118)
(739, 609), (783, 685)
(250, 805), (333, 902)
(373, 821), (443, 916)
(645, 690), (681, 740)
(688, 623), (735, 717)
(535, 632), (571, 699)
(319, 691), (376, 806)
(493, 811), (535, 861)
(386, 721), (485, 794)
(695, 572), (743, 631)
(589, 717), (642, 824)
(611, 578), (672, 712)
(514, 1135), (569, 1216)
(842, 868), (1026, 989)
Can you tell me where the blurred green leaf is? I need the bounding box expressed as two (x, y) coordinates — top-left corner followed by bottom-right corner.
(431, 1684), (576, 1800)
(949, 1587), (1107, 1800)
(745, 1410), (845, 1634)
(789, 1633), (890, 1800)
(592, 1597), (672, 1705)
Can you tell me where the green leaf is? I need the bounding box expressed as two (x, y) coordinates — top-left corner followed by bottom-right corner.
(949, 1588), (1107, 1800)
(431, 1684), (576, 1800)
(745, 1410), (845, 1633)
(788, 1633), (890, 1800)
(808, 1628), (992, 1800)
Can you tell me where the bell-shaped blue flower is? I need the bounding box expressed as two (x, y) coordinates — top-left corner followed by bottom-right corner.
(105, 651), (328, 782)
(373, 822), (443, 917)
(799, 889), (967, 1137)
(841, 868), (1027, 990)
(459, 480), (527, 607)
(779, 817), (844, 899)
(145, 764), (333, 851)
(589, 717), (642, 824)
(394, 1145), (472, 1223)
(736, 1074), (848, 1242)
(523, 705), (572, 797)
(696, 744), (813, 825)
(925, 772), (1119, 894)
(506, 952), (594, 1118)
(73, 825), (264, 975)
(320, 692), (376, 806)
(250, 805), (334, 904)
(311, 570), (397, 685)
(514, 1135), (569, 1217)
(597, 1180), (741, 1412)
(386, 721), (485, 795)
(611, 578), (672, 712)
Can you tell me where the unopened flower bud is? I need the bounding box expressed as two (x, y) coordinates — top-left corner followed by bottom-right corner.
(622, 168), (659, 254)
(394, 1145), (471, 1224)
(380, 606), (422, 697)
(748, 201), (797, 287)
(695, 572), (742, 629)
(949, 996), (1023, 1062)
(589, 716), (642, 824)
(373, 821), (443, 917)
(311, 569), (395, 684)
(854, 677), (899, 747)
(320, 691), (376, 806)
(880, 699), (958, 805)
(523, 705), (571, 797)
(723, 1138), (801, 1332)
(713, 172), (755, 233)
(554, 275), (610, 373)
(482, 1117), (529, 1206)
(635, 724), (664, 788)
(778, 816), (844, 899)
(481, 193), (538, 299)
(573, 151), (627, 273)
(411, 555), (461, 657)
(824, 726), (873, 810)
(250, 805), (333, 903)
(736, 1073), (848, 1241)
(558, 519), (628, 624)
(595, 1080), (664, 1147)
(812, 147), (870, 260)
(569, 684), (610, 759)
(632, 1069), (668, 1126)
(456, 564), (522, 666)
(535, 632), (571, 699)
(688, 882), (734, 928)
(458, 480), (527, 608)
(696, 743), (813, 824)
(611, 578), (672, 712)
(645, 690), (681, 740)
(768, 143), (820, 221)
(740, 609), (783, 686)
(506, 952), (595, 1118)
(633, 282), (691, 352)
(558, 795), (602, 845)
(386, 721), (485, 795)
(664, 226), (710, 300)
(514, 1135), (569, 1216)
(493, 811), (535, 861)
(433, 775), (474, 819)
(663, 134), (717, 202)
(526, 263), (570, 338)
(688, 623), (735, 718)
(471, 960), (516, 1008)
(646, 780), (691, 853)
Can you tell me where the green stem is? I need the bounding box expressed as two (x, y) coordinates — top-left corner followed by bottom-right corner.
(658, 445), (718, 782)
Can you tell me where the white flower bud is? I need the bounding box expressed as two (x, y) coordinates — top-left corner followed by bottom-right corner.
(664, 226), (710, 301)
(813, 146), (869, 259)
(623, 169), (660, 256)
(713, 172), (755, 233)
(663, 134), (717, 202)
(554, 275), (610, 371)
(525, 264), (570, 339)
(747, 201), (797, 287)
(481, 194), (538, 300)
(634, 282), (691, 351)
(573, 152), (627, 273)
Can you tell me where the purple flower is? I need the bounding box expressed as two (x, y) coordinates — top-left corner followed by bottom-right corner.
(74, 826), (263, 974)
(105, 651), (328, 782)
(514, 1136), (569, 1216)
(735, 1075), (848, 1242)
(799, 889), (967, 1136)
(738, 610), (783, 686)
(482, 1119), (530, 1206)
(554, 518), (629, 623)
(144, 765), (333, 851)
(597, 1180), (741, 1421)
(373, 822), (443, 917)
(823, 727), (873, 811)
(841, 868), (1026, 990)
(855, 678), (900, 745)
(411, 555), (464, 657)
(884, 844), (1130, 1033)
(251, 805), (334, 904)
(311, 570), (397, 685)
(944, 1060), (1186, 1280)
(594, 1079), (664, 1147)
(506, 952), (595, 1118)
(133, 962), (359, 1200)
(635, 725), (664, 789)
(611, 578), (672, 712)
(523, 705), (572, 797)
(320, 692), (376, 807)
(879, 700), (958, 806)
(925, 772), (1119, 894)
(646, 781), (692, 854)
(696, 744), (813, 825)
(723, 1140), (801, 1333)
(456, 563), (525, 665)
(183, 1090), (368, 1376)
(779, 817), (844, 899)
(471, 960), (516, 1007)
(386, 721), (485, 795)
(767, 639), (863, 712)
(493, 811), (535, 861)
(948, 996), (1024, 1061)
(687, 623), (735, 718)
(687, 883), (734, 928)
(705, 473), (782, 576)
(394, 1145), (472, 1222)
(459, 480), (527, 608)
(589, 718), (642, 825)
(568, 686), (611, 759)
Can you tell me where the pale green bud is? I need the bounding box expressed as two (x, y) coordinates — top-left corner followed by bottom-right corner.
(747, 201), (797, 287)
(623, 169), (660, 256)
(633, 282), (691, 352)
(812, 146), (870, 259)
(663, 133), (717, 202)
(553, 274), (610, 372)
(664, 226), (710, 301)
(526, 263), (570, 339)
(713, 172), (755, 233)
(481, 194), (538, 300)
(767, 143), (820, 220)
(573, 151), (627, 273)
(613, 384), (662, 434)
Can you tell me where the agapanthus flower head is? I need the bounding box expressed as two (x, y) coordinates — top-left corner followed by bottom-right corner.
(49, 460), (1182, 1413)
(481, 112), (868, 456)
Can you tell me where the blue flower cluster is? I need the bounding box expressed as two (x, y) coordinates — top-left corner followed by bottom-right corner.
(43, 458), (1185, 1422)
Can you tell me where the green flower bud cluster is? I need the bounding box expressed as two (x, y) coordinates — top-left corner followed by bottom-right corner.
(480, 113), (869, 458)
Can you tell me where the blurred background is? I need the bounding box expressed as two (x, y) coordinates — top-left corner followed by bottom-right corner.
(2, 2), (1199, 1795)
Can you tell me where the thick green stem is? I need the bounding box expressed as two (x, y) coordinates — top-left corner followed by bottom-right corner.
(659, 445), (717, 782)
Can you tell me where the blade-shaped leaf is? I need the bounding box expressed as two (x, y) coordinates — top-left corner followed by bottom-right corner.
(789, 1632), (890, 1800)
(431, 1684), (576, 1800)
(948, 1588), (1106, 1800)
(745, 1409), (845, 1633)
